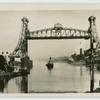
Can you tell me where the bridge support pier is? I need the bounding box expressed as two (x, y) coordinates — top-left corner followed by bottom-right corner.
(21, 75), (28, 93)
(0, 79), (9, 93)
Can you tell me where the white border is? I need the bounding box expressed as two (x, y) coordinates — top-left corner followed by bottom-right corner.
(0, 3), (100, 11)
(0, 0), (100, 3)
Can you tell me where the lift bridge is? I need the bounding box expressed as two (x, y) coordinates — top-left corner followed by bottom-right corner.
(0, 16), (99, 93)
(9, 16), (96, 58)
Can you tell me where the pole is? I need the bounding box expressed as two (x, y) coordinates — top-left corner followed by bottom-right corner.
(88, 16), (96, 92)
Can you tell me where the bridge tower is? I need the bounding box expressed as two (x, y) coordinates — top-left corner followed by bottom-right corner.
(8, 17), (30, 93)
(20, 17), (29, 93)
(9, 17), (29, 58)
(21, 17), (29, 57)
(88, 16), (96, 92)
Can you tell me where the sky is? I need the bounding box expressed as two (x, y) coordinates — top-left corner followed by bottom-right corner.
(0, 10), (100, 58)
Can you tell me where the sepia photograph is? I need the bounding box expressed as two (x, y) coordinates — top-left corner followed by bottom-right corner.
(0, 4), (100, 96)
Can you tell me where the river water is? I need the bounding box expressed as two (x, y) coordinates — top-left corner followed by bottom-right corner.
(4, 58), (100, 93)
(3, 40), (100, 93)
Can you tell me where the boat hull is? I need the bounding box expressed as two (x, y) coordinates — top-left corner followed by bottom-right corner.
(46, 63), (54, 70)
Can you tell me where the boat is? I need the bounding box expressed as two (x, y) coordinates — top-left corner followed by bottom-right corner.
(46, 57), (54, 70)
(46, 63), (54, 70)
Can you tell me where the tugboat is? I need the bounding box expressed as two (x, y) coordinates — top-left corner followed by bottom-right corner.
(46, 57), (54, 70)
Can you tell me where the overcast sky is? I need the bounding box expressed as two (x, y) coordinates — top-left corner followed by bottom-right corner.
(0, 10), (100, 58)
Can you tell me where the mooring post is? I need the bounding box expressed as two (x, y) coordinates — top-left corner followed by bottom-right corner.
(88, 16), (96, 92)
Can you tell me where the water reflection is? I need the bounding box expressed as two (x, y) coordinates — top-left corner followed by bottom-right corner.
(28, 60), (91, 93)
(20, 75), (28, 93)
(0, 80), (4, 93)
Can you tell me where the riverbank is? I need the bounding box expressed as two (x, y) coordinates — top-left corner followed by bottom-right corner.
(52, 56), (85, 66)
(66, 57), (85, 66)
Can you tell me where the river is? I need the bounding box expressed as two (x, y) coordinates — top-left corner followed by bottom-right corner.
(3, 58), (100, 93)
(3, 39), (100, 93)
